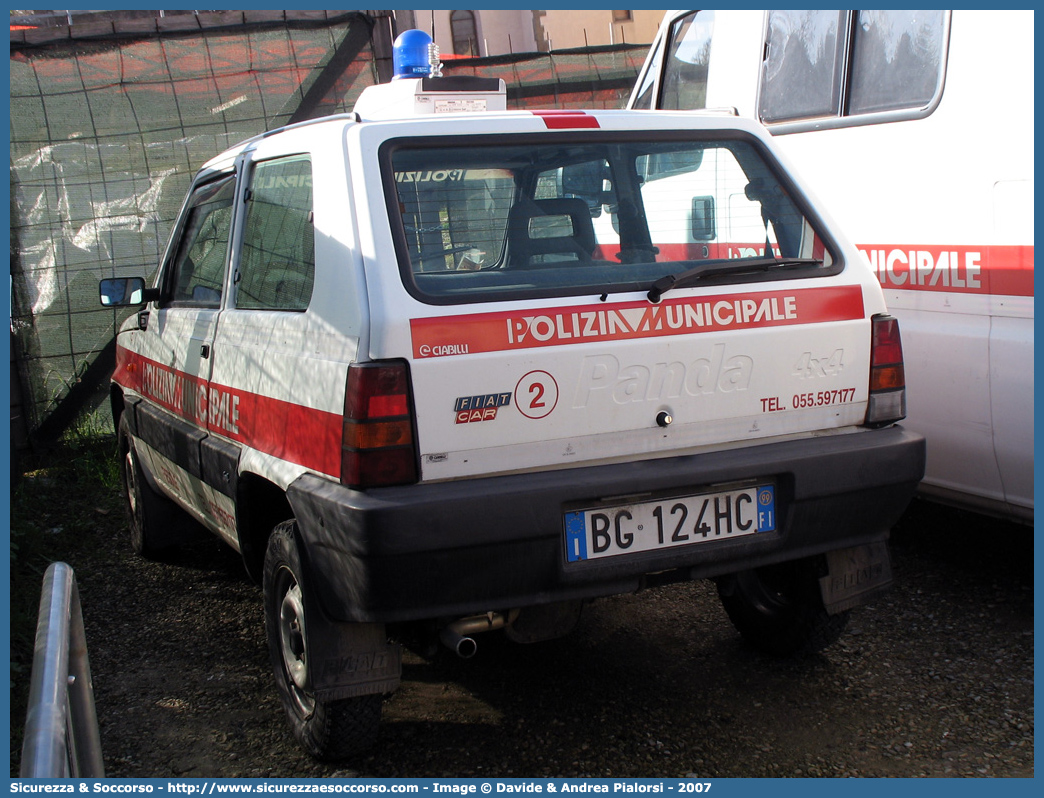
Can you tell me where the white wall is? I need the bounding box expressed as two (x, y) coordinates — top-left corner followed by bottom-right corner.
(398, 10), (665, 56)
(400, 9), (539, 56)
(538, 9), (665, 49)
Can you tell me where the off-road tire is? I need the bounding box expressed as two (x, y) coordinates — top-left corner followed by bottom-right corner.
(716, 557), (849, 657)
(118, 413), (185, 558)
(263, 520), (381, 761)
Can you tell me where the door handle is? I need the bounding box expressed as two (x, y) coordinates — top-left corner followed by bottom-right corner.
(200, 344), (211, 359)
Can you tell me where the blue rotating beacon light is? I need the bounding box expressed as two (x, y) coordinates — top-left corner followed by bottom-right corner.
(393, 29), (439, 79)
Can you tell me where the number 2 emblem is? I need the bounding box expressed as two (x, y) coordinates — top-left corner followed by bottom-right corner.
(515, 370), (559, 419)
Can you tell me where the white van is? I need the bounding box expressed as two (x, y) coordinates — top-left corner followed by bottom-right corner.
(100, 57), (924, 760)
(632, 10), (1033, 522)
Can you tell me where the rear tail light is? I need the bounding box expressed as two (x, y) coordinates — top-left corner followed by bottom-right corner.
(341, 361), (418, 489)
(865, 314), (907, 427)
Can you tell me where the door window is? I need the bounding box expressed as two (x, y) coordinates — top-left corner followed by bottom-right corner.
(166, 175), (236, 307)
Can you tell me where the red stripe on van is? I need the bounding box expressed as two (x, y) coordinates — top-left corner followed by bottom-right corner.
(859, 244), (1033, 297)
(411, 285), (865, 359)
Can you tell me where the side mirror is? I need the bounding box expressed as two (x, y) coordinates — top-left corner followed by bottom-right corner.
(100, 277), (157, 307)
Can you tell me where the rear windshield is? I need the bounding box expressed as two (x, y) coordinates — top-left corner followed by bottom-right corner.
(384, 134), (837, 304)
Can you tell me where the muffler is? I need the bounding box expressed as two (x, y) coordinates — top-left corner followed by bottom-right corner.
(439, 610), (520, 658)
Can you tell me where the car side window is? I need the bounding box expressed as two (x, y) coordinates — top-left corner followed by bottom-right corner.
(235, 155), (315, 311)
(166, 175), (236, 307)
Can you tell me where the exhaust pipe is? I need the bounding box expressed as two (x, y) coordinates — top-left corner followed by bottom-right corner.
(439, 610), (520, 658)
(439, 626), (479, 659)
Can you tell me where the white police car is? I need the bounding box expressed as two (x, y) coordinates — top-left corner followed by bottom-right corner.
(100, 30), (924, 760)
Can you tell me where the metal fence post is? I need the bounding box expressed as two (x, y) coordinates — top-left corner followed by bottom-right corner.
(20, 562), (105, 778)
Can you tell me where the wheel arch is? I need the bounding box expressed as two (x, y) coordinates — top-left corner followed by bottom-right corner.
(237, 471), (295, 583)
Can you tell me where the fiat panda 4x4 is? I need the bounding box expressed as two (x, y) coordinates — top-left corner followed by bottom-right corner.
(100, 64), (925, 760)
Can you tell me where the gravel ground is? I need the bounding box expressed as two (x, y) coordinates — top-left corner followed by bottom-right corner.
(11, 464), (1034, 778)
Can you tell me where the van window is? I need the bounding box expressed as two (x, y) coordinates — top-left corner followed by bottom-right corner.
(630, 45), (660, 110)
(166, 175), (236, 307)
(847, 11), (947, 115)
(657, 11), (715, 111)
(385, 136), (835, 304)
(236, 155), (315, 311)
(760, 10), (947, 126)
(759, 11), (846, 123)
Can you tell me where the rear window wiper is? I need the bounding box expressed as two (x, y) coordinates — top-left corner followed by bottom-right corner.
(647, 257), (824, 303)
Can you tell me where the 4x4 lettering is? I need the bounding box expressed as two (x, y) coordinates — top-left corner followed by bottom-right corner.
(793, 349), (844, 379)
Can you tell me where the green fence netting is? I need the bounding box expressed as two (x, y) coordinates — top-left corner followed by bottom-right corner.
(10, 11), (379, 439)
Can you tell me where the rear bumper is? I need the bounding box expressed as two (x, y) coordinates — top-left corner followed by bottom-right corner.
(288, 426), (925, 623)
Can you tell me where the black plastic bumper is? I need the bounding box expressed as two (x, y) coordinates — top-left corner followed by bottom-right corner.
(287, 426), (925, 623)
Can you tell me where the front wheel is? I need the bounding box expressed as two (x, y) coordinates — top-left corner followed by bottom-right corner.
(263, 521), (381, 761)
(716, 557), (849, 657)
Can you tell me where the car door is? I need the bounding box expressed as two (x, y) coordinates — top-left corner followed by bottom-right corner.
(206, 152), (333, 480)
(132, 172), (237, 526)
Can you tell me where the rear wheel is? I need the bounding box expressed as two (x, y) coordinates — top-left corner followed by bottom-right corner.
(716, 557), (849, 657)
(118, 413), (182, 557)
(263, 521), (381, 761)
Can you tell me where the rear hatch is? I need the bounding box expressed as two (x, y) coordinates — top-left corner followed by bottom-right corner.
(358, 113), (881, 482)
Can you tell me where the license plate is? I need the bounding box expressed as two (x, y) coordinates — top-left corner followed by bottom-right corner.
(564, 484), (776, 563)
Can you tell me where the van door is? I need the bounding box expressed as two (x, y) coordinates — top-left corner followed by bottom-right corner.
(989, 179), (1034, 516)
(132, 173), (236, 528)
